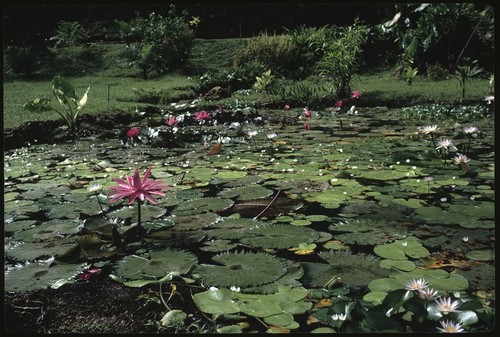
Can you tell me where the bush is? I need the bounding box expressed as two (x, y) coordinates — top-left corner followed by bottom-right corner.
(233, 33), (294, 77)
(4, 46), (41, 77)
(269, 78), (329, 107)
(114, 5), (195, 77)
(50, 21), (88, 47)
(284, 25), (337, 79)
(426, 63), (449, 80)
(317, 21), (368, 98)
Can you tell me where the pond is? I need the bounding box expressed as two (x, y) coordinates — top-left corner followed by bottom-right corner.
(4, 105), (495, 333)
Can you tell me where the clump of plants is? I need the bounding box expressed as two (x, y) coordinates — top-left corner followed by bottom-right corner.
(23, 75), (90, 133)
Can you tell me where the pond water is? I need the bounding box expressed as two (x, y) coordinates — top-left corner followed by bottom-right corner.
(4, 106), (495, 332)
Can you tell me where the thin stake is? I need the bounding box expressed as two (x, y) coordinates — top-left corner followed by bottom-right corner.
(254, 189), (281, 220)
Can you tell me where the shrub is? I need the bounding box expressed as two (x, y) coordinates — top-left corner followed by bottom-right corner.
(50, 21), (88, 47)
(115, 5), (195, 77)
(317, 21), (368, 98)
(284, 25), (337, 79)
(233, 33), (294, 77)
(426, 63), (449, 80)
(4, 46), (41, 77)
(269, 78), (329, 107)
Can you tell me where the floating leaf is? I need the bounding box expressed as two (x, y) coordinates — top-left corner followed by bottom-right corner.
(466, 249), (495, 261)
(5, 262), (86, 292)
(172, 197), (234, 216)
(217, 185), (273, 201)
(113, 248), (197, 280)
(374, 236), (429, 260)
(240, 224), (320, 249)
(194, 251), (288, 288)
(12, 219), (82, 243)
(225, 198), (303, 217)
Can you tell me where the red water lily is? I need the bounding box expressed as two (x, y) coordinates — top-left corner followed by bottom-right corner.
(108, 167), (168, 205)
(127, 127), (140, 138)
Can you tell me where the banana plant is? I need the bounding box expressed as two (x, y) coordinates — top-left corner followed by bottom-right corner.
(24, 76), (90, 132)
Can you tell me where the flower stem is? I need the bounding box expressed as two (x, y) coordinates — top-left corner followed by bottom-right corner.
(94, 192), (104, 212)
(137, 199), (142, 238)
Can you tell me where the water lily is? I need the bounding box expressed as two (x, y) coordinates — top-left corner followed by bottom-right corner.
(418, 288), (439, 300)
(331, 313), (347, 321)
(127, 127), (140, 138)
(433, 297), (460, 315)
(405, 278), (429, 291)
(436, 138), (453, 150)
(165, 116), (178, 127)
(335, 100), (343, 108)
(267, 132), (277, 140)
(453, 153), (470, 165)
(483, 95), (494, 104)
(454, 153), (473, 175)
(108, 167), (168, 238)
(193, 110), (212, 123)
(437, 319), (464, 333)
(463, 126), (479, 152)
(147, 127), (159, 139)
(419, 125), (439, 134)
(419, 124), (439, 149)
(304, 108), (312, 117)
(463, 126), (479, 135)
(351, 90), (361, 99)
(284, 104), (291, 110)
(347, 105), (358, 115)
(304, 123), (310, 130)
(87, 183), (103, 193)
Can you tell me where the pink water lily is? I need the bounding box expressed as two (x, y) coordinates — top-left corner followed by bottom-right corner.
(194, 110), (212, 122)
(108, 167), (168, 205)
(351, 90), (361, 99)
(165, 116), (178, 127)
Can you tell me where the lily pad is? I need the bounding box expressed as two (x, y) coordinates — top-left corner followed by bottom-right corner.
(373, 236), (429, 260)
(171, 197), (234, 216)
(113, 248), (198, 280)
(193, 251), (288, 288)
(5, 262), (86, 292)
(240, 224), (320, 249)
(217, 185), (273, 200)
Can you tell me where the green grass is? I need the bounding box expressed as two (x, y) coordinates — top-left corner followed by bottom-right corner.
(351, 71), (490, 103)
(3, 40), (492, 130)
(3, 74), (197, 130)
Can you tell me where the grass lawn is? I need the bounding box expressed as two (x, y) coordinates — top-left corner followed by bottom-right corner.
(3, 39), (492, 131)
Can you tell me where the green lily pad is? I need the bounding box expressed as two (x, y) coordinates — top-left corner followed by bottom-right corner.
(171, 197), (234, 216)
(12, 219), (82, 243)
(108, 204), (166, 221)
(5, 262), (86, 292)
(466, 249), (495, 261)
(193, 285), (311, 318)
(194, 251), (288, 288)
(217, 185), (273, 201)
(5, 238), (77, 261)
(374, 236), (429, 260)
(113, 248), (197, 280)
(240, 224), (320, 249)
